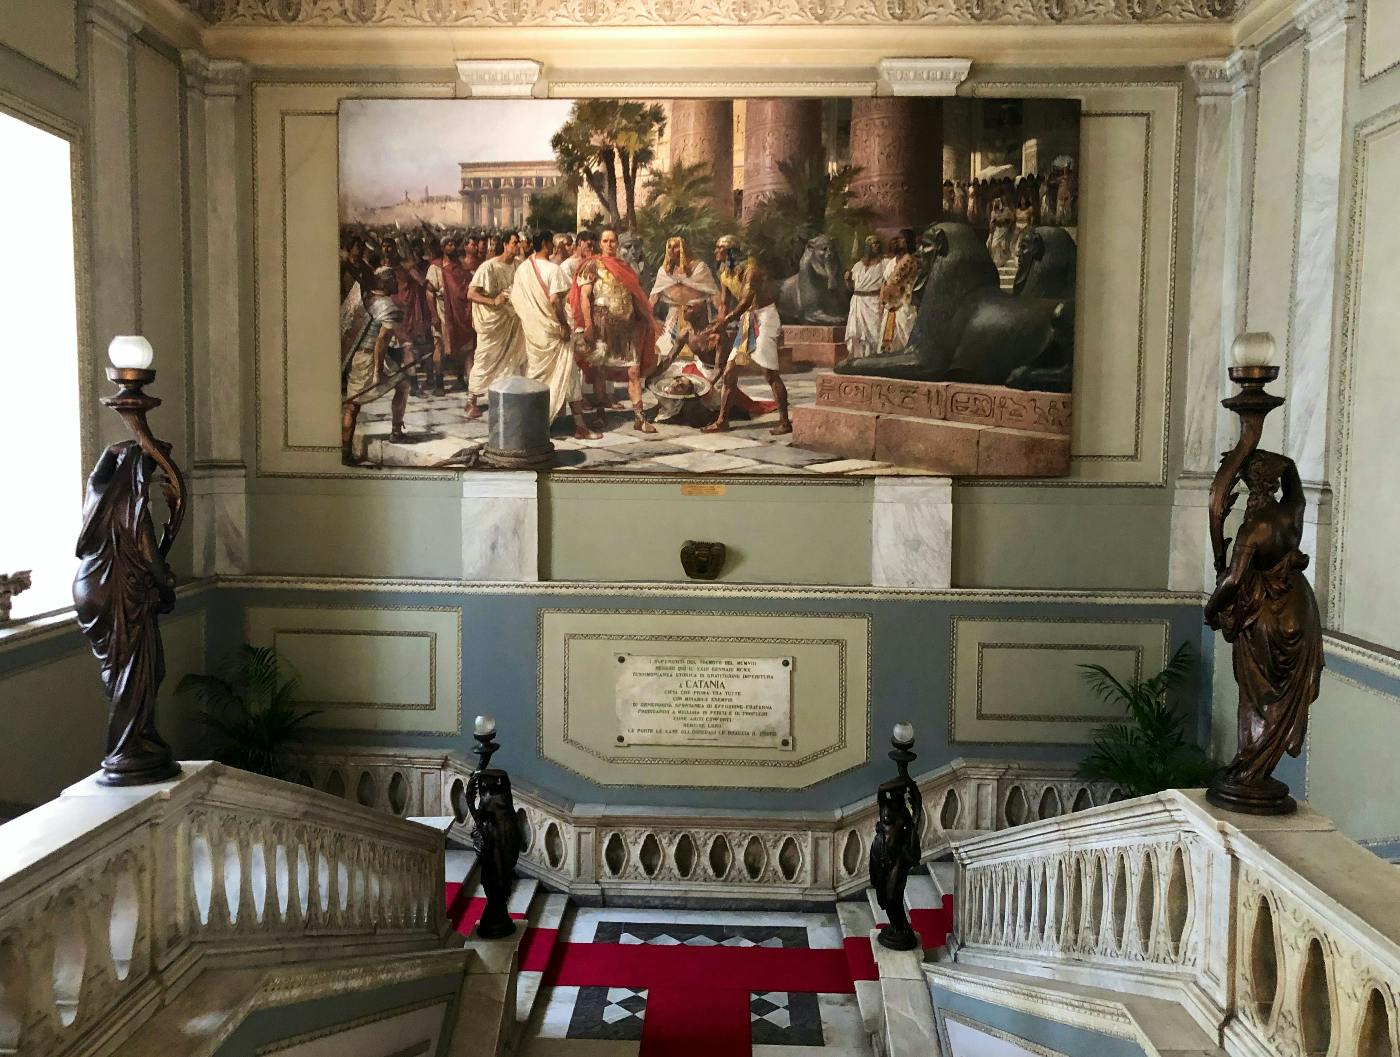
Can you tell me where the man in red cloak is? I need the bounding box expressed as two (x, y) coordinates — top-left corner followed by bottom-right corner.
(568, 228), (660, 433)
(439, 241), (476, 392)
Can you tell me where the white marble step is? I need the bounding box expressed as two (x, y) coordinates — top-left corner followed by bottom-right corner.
(837, 900), (883, 1036)
(927, 861), (957, 900)
(445, 848), (479, 888)
(509, 875), (540, 918)
(516, 892), (569, 1023)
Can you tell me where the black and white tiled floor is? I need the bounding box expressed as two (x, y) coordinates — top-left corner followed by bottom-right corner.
(522, 906), (871, 1057)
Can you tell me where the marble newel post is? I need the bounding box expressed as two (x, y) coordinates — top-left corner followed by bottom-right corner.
(85, 0), (144, 452)
(669, 100), (734, 216)
(1283, 0), (1356, 617)
(871, 478), (953, 590)
(183, 56), (251, 577)
(742, 100), (823, 221)
(1169, 50), (1258, 595)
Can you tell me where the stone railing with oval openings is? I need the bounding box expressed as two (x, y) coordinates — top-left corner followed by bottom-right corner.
(280, 746), (1118, 902)
(949, 790), (1400, 1057)
(0, 762), (445, 1057)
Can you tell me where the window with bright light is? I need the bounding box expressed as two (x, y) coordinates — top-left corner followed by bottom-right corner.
(0, 109), (82, 622)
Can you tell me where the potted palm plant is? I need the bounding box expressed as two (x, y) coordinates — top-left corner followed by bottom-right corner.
(177, 645), (320, 780)
(1077, 643), (1217, 797)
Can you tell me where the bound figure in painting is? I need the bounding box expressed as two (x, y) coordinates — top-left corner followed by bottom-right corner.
(74, 438), (184, 786)
(1205, 449), (1323, 814)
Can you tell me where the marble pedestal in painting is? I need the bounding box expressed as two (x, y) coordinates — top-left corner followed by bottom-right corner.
(791, 373), (1072, 476)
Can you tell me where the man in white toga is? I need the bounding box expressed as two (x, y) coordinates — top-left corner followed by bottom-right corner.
(511, 230), (603, 440)
(464, 231), (525, 419)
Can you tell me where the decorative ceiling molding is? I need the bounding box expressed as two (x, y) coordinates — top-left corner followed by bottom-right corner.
(178, 0), (1235, 28)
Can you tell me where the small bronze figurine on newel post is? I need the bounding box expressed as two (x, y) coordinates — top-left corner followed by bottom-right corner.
(1204, 334), (1324, 816)
(74, 337), (187, 787)
(870, 722), (924, 951)
(465, 715), (522, 939)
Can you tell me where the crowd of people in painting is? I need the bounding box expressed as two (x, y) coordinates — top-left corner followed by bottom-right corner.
(338, 227), (793, 464)
(338, 164), (1078, 464)
(942, 166), (1078, 268)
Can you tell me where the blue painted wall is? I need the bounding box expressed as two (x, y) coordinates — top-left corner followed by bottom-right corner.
(211, 586), (1206, 812)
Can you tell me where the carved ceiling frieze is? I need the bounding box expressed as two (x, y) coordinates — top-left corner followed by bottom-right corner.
(180, 0), (1235, 27)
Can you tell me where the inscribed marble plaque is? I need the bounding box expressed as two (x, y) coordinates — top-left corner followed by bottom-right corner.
(615, 655), (793, 748)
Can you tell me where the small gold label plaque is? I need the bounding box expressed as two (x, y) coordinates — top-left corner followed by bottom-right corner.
(681, 483), (726, 497)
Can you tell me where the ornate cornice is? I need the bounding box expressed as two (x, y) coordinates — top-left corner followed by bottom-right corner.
(456, 59), (543, 97)
(878, 58), (972, 96)
(179, 0), (1235, 27)
(1186, 45), (1257, 95)
(87, 0), (146, 40)
(1292, 0), (1355, 42)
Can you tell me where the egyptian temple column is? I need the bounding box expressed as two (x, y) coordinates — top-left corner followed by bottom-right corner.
(742, 99), (823, 221)
(848, 98), (942, 236)
(670, 100), (734, 216)
(1168, 50), (1258, 596)
(941, 98), (972, 185)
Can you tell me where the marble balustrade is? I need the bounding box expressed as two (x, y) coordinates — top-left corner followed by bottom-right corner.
(950, 790), (1400, 1057)
(281, 747), (1119, 902)
(0, 763), (444, 1057)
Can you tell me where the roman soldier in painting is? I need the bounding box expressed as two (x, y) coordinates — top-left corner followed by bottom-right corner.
(570, 228), (661, 433)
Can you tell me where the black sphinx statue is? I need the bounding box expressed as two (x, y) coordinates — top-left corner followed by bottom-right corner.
(74, 368), (186, 787)
(870, 726), (924, 951)
(464, 720), (522, 939)
(777, 233), (851, 326)
(835, 222), (1074, 392)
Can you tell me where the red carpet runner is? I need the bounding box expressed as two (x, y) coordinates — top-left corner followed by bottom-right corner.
(444, 885), (954, 1056)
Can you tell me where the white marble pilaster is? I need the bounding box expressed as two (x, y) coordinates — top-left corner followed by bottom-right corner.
(870, 477), (952, 590)
(186, 58), (252, 577)
(461, 472), (540, 581)
(188, 466), (249, 577)
(84, 0), (144, 449)
(1287, 0), (1354, 480)
(1170, 51), (1257, 594)
(1284, 0), (1353, 615)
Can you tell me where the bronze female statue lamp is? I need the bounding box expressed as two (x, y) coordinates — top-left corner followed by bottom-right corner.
(464, 714), (522, 939)
(870, 722), (924, 951)
(1204, 333), (1323, 815)
(74, 336), (187, 786)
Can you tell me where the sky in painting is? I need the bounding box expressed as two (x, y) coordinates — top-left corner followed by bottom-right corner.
(339, 98), (575, 208)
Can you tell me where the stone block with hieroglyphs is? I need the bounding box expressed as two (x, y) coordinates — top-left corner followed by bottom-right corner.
(796, 372), (1072, 477)
(816, 374), (947, 420)
(946, 383), (1072, 437)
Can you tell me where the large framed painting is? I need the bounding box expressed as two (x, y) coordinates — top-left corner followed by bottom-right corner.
(337, 96), (1080, 477)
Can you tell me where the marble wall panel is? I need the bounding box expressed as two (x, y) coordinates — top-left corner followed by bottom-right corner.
(537, 608), (870, 790)
(1335, 112), (1400, 649)
(1363, 0), (1400, 82)
(244, 604), (462, 734)
(0, 0), (77, 81)
(1307, 666), (1400, 852)
(949, 616), (1171, 745)
(1243, 40), (1306, 456)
